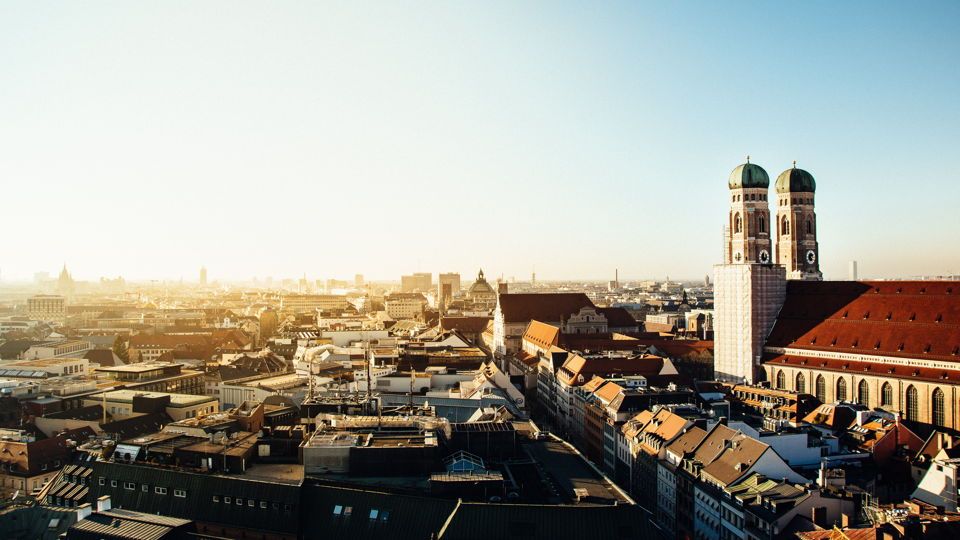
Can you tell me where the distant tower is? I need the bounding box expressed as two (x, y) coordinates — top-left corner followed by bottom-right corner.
(199, 266), (208, 286)
(531, 270), (536, 287)
(57, 264), (75, 296)
(714, 159), (787, 384)
(775, 162), (822, 280)
(704, 274), (711, 287)
(849, 260), (858, 281)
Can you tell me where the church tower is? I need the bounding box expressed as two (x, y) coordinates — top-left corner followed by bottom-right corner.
(714, 160), (787, 384)
(775, 163), (822, 280)
(725, 158), (773, 265)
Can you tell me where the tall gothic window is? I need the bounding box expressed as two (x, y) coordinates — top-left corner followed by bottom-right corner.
(858, 380), (870, 405)
(836, 378), (847, 402)
(734, 213), (742, 233)
(759, 215), (766, 234)
(933, 388), (946, 427)
(776, 370), (785, 389)
(905, 385), (919, 421)
(796, 373), (806, 394)
(806, 219), (813, 236)
(881, 383), (893, 407)
(815, 375), (826, 402)
(781, 216), (790, 235)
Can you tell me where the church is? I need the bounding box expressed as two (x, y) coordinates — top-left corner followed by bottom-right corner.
(714, 160), (960, 430)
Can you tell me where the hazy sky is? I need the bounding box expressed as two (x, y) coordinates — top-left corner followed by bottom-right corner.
(2, 1), (958, 283)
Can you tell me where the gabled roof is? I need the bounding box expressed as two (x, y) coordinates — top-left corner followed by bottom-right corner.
(597, 307), (639, 328)
(523, 321), (561, 350)
(497, 293), (594, 324)
(766, 280), (960, 361)
(665, 426), (708, 458)
(700, 431), (768, 487)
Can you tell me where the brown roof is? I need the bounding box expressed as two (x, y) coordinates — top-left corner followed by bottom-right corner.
(594, 381), (625, 404)
(766, 280), (960, 361)
(440, 316), (492, 334)
(597, 307), (639, 329)
(497, 293), (594, 324)
(556, 353), (666, 386)
(798, 528), (878, 540)
(700, 431), (768, 486)
(665, 426), (709, 457)
(0, 427), (95, 476)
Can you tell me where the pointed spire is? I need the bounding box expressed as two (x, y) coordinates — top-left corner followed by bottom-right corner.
(746, 155), (750, 164)
(793, 160), (797, 169)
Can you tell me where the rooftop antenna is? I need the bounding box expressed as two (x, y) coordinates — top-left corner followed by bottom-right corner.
(793, 160), (797, 168)
(746, 155), (750, 164)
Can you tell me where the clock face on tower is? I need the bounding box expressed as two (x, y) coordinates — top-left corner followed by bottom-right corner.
(806, 250), (817, 265)
(759, 249), (770, 264)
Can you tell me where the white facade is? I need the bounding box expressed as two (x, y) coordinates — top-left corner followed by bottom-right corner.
(713, 264), (785, 384)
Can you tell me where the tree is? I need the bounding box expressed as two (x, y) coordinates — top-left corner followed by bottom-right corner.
(112, 335), (130, 362)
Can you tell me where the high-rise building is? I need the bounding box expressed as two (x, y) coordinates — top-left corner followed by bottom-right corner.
(199, 266), (207, 286)
(848, 260), (858, 281)
(400, 272), (432, 292)
(438, 273), (460, 295)
(27, 295), (66, 323)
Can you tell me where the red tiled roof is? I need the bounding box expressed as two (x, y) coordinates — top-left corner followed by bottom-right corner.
(556, 354), (666, 386)
(523, 321), (561, 350)
(766, 353), (960, 385)
(767, 281), (960, 361)
(497, 293), (594, 323)
(129, 334), (210, 348)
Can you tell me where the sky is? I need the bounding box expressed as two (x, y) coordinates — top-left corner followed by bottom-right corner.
(1, 1), (958, 283)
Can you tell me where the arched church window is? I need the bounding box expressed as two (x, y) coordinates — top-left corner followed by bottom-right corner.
(775, 371), (785, 389)
(905, 385), (919, 421)
(836, 378), (847, 402)
(933, 388), (945, 427)
(796, 373), (805, 393)
(858, 380), (869, 405)
(806, 219), (812, 236)
(815, 375), (826, 402)
(734, 214), (742, 234)
(758, 215), (766, 234)
(881, 383), (893, 407)
(781, 217), (790, 235)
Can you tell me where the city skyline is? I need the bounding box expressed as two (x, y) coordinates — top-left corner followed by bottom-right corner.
(3, 2), (959, 281)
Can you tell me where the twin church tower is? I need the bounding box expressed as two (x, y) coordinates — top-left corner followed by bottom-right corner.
(714, 159), (822, 384)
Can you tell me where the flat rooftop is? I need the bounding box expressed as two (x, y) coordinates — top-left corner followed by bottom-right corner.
(522, 438), (632, 506)
(95, 362), (185, 373)
(97, 389), (217, 407)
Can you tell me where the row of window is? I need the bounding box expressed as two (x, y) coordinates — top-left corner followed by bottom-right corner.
(99, 477), (185, 497)
(776, 371), (948, 426)
(211, 495), (292, 513)
(332, 504), (391, 522)
(731, 194), (768, 202)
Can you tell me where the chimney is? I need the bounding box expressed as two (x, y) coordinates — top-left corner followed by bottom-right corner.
(76, 503), (93, 521)
(96, 495), (112, 512)
(811, 506), (827, 527)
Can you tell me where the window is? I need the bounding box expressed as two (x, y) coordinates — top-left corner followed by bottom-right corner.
(142, 484), (149, 493)
(236, 498), (243, 505)
(369, 509), (379, 520)
(174, 489), (187, 498)
(156, 487), (167, 495)
(248, 499), (255, 507)
(111, 480), (117, 488)
(781, 216), (790, 235)
(272, 502), (280, 510)
(98, 477), (105, 486)
(806, 219), (813, 236)
(933, 388), (945, 426)
(758, 215), (766, 234)
(213, 496), (220, 503)
(905, 385), (919, 421)
(123, 482), (135, 490)
(224, 496), (231, 504)
(795, 372), (805, 393)
(815, 375), (826, 402)
(775, 370), (785, 389)
(881, 383), (893, 407)
(836, 378), (847, 402)
(260, 501), (268, 509)
(333, 505), (343, 516)
(734, 213), (742, 234)
(858, 380), (870, 405)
